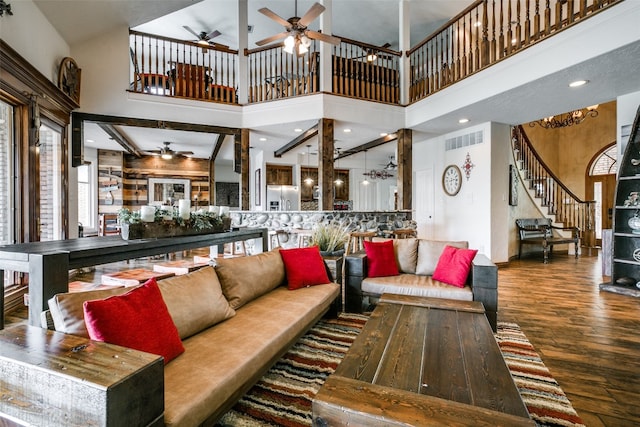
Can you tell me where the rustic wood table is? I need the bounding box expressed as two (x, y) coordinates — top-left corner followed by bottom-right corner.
(313, 294), (535, 426)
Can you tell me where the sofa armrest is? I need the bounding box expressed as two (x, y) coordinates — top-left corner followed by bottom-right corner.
(344, 251), (367, 313)
(470, 253), (498, 332)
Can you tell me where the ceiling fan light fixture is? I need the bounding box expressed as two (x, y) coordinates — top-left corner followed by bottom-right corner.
(366, 53), (377, 62)
(283, 34), (295, 53)
(161, 153), (173, 160)
(297, 40), (309, 55)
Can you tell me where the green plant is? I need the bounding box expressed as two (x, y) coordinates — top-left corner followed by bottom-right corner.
(117, 208), (141, 224)
(310, 223), (350, 253)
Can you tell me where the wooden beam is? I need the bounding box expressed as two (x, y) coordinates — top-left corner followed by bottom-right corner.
(335, 133), (398, 160)
(397, 128), (412, 210)
(240, 129), (250, 210)
(210, 134), (226, 161)
(98, 124), (142, 157)
(318, 119), (334, 210)
(274, 124), (318, 158)
(208, 134), (226, 205)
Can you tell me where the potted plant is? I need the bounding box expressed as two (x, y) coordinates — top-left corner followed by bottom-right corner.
(310, 223), (350, 256)
(117, 207), (230, 240)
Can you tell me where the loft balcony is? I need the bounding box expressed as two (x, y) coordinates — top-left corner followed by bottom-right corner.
(128, 0), (620, 106)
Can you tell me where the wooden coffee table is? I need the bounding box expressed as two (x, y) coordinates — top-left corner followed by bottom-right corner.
(313, 294), (535, 426)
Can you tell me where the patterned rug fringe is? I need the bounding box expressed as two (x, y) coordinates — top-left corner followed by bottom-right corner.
(218, 316), (584, 427)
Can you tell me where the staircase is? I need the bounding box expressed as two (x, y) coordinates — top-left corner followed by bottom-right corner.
(511, 125), (596, 248)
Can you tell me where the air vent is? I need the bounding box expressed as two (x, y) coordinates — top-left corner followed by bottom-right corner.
(445, 130), (483, 151)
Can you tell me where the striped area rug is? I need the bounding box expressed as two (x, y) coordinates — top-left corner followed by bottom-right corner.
(217, 315), (584, 427)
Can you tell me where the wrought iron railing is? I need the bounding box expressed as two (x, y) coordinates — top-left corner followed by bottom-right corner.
(512, 125), (596, 246)
(408, 0), (622, 102)
(129, 30), (238, 104)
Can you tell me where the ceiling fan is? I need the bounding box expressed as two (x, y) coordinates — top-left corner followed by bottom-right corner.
(256, 1), (341, 55)
(183, 26), (227, 49)
(143, 142), (194, 160)
(382, 155), (397, 170)
(356, 43), (394, 62)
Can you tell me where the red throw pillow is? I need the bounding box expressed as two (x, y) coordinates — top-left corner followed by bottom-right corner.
(363, 240), (399, 278)
(83, 278), (184, 364)
(432, 245), (478, 288)
(279, 246), (331, 290)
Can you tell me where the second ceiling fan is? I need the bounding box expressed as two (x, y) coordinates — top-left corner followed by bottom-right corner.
(256, 1), (341, 55)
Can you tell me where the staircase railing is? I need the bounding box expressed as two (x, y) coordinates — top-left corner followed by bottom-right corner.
(512, 125), (596, 247)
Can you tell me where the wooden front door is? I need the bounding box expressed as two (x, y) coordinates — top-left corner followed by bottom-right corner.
(586, 173), (616, 247)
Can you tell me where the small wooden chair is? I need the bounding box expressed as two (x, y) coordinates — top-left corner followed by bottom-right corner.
(346, 231), (377, 254)
(391, 228), (417, 239)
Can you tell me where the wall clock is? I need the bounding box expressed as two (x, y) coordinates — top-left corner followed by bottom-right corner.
(442, 165), (462, 196)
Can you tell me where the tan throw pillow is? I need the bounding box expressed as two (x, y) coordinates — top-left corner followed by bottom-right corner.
(48, 286), (129, 337)
(415, 240), (468, 276)
(157, 266), (235, 339)
(393, 238), (419, 274)
(215, 249), (285, 309)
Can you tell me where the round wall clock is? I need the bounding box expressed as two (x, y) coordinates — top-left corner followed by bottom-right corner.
(442, 165), (462, 196)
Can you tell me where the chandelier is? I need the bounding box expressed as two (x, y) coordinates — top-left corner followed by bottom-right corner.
(362, 150), (394, 182)
(529, 105), (599, 129)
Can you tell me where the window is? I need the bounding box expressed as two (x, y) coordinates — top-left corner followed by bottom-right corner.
(38, 123), (63, 241)
(77, 163), (94, 233)
(0, 100), (13, 245)
(590, 145), (617, 175)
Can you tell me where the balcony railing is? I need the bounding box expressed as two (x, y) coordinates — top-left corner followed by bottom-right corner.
(408, 0), (621, 102)
(128, 0), (620, 106)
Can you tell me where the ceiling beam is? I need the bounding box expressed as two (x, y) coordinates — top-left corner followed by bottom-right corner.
(210, 133), (226, 160)
(97, 123), (142, 157)
(274, 124), (318, 158)
(335, 133), (398, 160)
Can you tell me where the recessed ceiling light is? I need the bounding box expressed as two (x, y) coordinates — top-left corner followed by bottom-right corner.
(294, 128), (303, 132)
(569, 80), (589, 88)
(259, 137), (267, 141)
(86, 139), (94, 143)
(458, 118), (469, 124)
(380, 132), (388, 137)
(343, 128), (352, 133)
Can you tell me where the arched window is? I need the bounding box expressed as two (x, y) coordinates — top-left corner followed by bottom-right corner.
(590, 145), (617, 176)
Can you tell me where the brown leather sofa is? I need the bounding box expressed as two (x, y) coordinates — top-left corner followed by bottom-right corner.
(45, 249), (340, 426)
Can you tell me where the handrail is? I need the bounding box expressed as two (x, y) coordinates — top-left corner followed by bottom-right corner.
(512, 125), (596, 246)
(332, 34), (402, 57)
(129, 29), (238, 55)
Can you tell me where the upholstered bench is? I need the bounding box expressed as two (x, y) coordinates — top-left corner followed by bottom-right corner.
(515, 218), (579, 263)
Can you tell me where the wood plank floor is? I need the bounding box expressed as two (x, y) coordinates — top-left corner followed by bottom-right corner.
(4, 249), (639, 426)
(499, 251), (640, 427)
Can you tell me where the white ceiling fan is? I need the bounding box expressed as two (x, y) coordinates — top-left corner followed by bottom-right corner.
(255, 0), (341, 55)
(143, 142), (194, 160)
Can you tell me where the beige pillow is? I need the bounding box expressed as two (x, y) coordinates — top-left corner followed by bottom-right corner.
(393, 238), (419, 274)
(48, 286), (129, 337)
(215, 249), (285, 309)
(415, 240), (468, 276)
(157, 266), (235, 339)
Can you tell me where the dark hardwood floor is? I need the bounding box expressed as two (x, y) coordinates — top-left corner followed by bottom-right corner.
(4, 249), (639, 426)
(499, 251), (640, 427)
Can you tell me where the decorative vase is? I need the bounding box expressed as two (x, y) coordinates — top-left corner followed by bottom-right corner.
(628, 212), (640, 234)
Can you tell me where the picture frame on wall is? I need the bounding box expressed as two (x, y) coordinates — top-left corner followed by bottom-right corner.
(255, 169), (261, 206)
(509, 165), (518, 206)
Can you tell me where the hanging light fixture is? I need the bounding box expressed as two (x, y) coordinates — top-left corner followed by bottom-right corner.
(334, 147), (343, 185)
(362, 150), (370, 185)
(362, 150), (394, 181)
(304, 144), (314, 186)
(529, 105), (599, 129)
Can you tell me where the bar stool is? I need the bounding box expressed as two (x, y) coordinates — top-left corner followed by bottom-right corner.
(391, 228), (417, 239)
(346, 231), (377, 254)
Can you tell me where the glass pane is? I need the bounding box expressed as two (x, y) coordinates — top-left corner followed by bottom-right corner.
(0, 100), (12, 245)
(594, 182), (602, 240)
(39, 123), (63, 241)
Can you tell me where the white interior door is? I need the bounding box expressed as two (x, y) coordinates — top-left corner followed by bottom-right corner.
(415, 168), (434, 238)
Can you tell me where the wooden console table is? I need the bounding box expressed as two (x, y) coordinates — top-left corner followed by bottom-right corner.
(0, 228), (268, 328)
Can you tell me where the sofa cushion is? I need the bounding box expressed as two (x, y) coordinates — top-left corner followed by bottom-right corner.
(157, 266), (235, 339)
(215, 249), (285, 309)
(362, 274), (473, 301)
(432, 245), (478, 287)
(83, 278), (185, 364)
(163, 282), (340, 426)
(363, 240), (400, 277)
(279, 246), (331, 290)
(48, 286), (129, 338)
(415, 240), (469, 276)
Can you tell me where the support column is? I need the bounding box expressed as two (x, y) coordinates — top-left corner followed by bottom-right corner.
(397, 128), (412, 210)
(237, 0), (249, 104)
(319, 0), (333, 93)
(238, 129), (250, 210)
(399, 0), (411, 105)
(318, 118), (334, 210)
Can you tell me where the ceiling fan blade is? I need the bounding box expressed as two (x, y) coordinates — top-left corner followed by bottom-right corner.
(258, 7), (292, 28)
(306, 30), (341, 45)
(255, 31), (289, 46)
(176, 151), (194, 156)
(183, 25), (200, 39)
(206, 29), (221, 40)
(298, 2), (325, 27)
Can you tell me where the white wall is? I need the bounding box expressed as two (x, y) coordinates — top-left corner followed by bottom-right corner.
(617, 91), (640, 158)
(413, 122), (509, 260)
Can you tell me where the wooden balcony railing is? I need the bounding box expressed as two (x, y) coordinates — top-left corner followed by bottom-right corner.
(129, 30), (238, 104)
(409, 0), (622, 102)
(332, 36), (401, 104)
(245, 42), (320, 103)
(512, 125), (596, 246)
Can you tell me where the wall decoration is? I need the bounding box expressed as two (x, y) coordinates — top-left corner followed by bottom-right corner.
(509, 165), (519, 206)
(442, 165), (462, 196)
(255, 169), (261, 206)
(461, 152), (475, 180)
(148, 178), (190, 206)
(58, 57), (81, 103)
